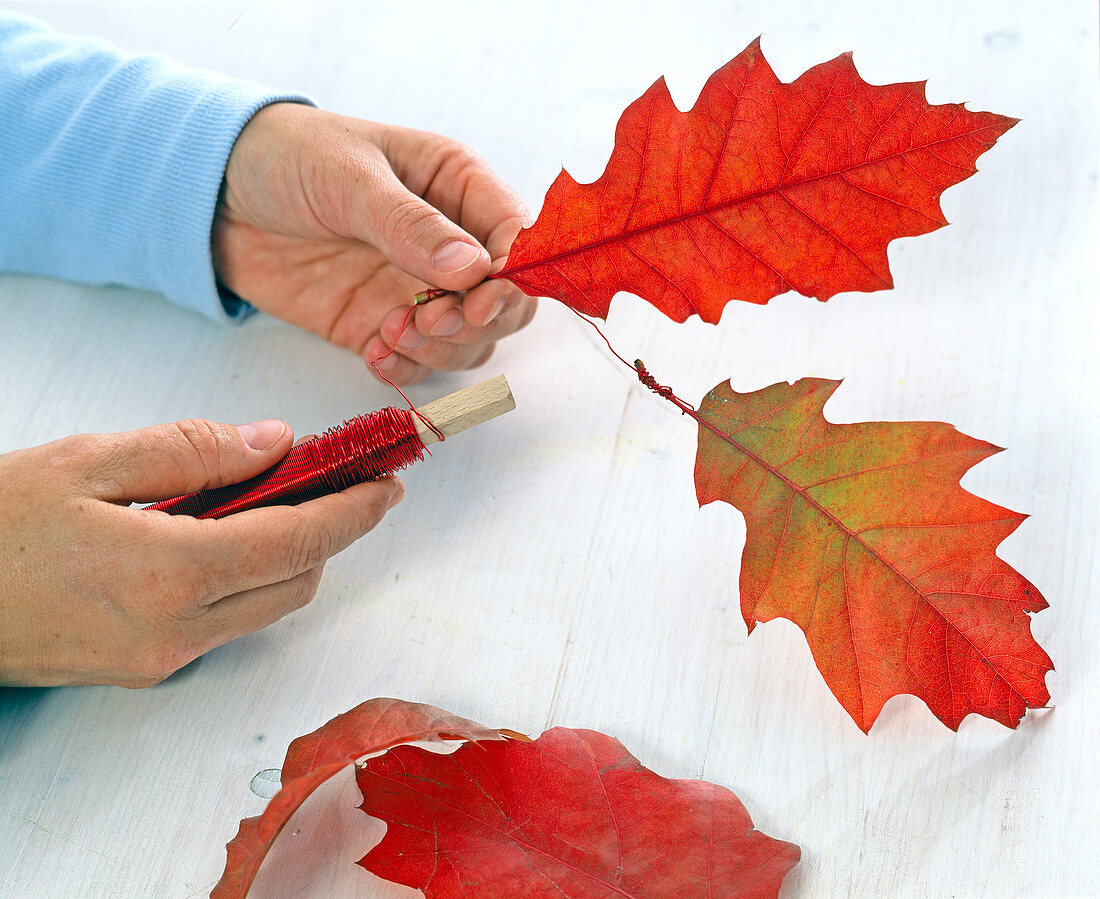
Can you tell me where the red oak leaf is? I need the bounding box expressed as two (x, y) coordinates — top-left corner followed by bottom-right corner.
(211, 697), (515, 898)
(496, 39), (1015, 322)
(357, 726), (800, 897)
(693, 377), (1052, 732)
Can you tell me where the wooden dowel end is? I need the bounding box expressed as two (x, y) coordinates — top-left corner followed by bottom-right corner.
(413, 374), (515, 445)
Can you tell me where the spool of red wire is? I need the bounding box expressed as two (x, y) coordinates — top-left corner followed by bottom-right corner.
(147, 406), (427, 520)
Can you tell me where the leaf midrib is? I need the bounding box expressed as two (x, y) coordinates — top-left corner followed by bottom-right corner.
(499, 125), (994, 278)
(366, 771), (647, 896)
(700, 399), (1032, 711)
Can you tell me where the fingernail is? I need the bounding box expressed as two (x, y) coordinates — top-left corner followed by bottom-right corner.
(397, 328), (427, 351)
(238, 419), (286, 451)
(481, 296), (507, 326)
(387, 479), (405, 509)
(432, 240), (483, 274)
(429, 308), (465, 337)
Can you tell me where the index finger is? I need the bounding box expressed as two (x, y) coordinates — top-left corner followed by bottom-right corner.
(159, 477), (405, 602)
(381, 126), (530, 261)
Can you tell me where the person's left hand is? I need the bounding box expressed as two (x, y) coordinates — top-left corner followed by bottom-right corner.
(213, 102), (536, 385)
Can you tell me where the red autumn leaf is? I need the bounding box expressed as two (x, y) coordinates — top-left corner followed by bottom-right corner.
(496, 39), (1015, 323)
(693, 377), (1052, 732)
(357, 726), (800, 897)
(211, 697), (514, 898)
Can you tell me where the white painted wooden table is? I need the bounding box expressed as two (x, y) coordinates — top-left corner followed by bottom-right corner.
(2, 2), (1097, 896)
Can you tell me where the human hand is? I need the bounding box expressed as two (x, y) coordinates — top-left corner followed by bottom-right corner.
(0, 419), (403, 687)
(213, 103), (535, 385)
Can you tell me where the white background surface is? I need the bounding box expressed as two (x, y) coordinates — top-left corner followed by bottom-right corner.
(1, 1), (1097, 896)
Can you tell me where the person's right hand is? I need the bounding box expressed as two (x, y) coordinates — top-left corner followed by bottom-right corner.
(0, 418), (403, 687)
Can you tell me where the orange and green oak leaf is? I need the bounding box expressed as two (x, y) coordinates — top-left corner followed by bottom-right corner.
(496, 39), (1016, 323)
(694, 378), (1052, 732)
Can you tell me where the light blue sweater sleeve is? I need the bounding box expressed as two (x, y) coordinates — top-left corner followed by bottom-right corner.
(0, 10), (312, 321)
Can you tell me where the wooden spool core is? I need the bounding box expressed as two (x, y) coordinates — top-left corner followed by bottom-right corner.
(413, 374), (515, 445)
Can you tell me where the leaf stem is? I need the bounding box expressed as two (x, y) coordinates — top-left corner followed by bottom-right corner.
(560, 304), (734, 442)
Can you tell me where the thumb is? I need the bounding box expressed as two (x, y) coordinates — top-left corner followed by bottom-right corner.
(355, 164), (491, 291)
(85, 418), (294, 503)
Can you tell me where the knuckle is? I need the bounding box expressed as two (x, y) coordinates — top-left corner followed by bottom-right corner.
(173, 418), (225, 457)
(121, 677), (161, 690)
(386, 361), (429, 386)
(514, 296), (538, 330)
(473, 344), (497, 369)
(436, 139), (483, 175)
(165, 564), (213, 608)
(129, 531), (215, 609)
(291, 567), (325, 612)
(122, 577), (214, 633)
(130, 638), (195, 684)
(284, 514), (331, 575)
(381, 198), (441, 243)
(437, 342), (495, 372)
(171, 418), (227, 481)
(428, 350), (465, 372)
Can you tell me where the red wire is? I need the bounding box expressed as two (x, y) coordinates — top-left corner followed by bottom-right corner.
(147, 407), (426, 519)
(563, 305), (697, 413)
(371, 300), (447, 443)
(558, 303), (749, 450)
(148, 290), (468, 520)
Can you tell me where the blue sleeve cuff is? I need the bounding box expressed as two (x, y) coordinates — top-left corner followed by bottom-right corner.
(0, 10), (313, 322)
(135, 80), (314, 322)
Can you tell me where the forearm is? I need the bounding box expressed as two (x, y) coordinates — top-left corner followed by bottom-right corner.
(0, 10), (311, 320)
